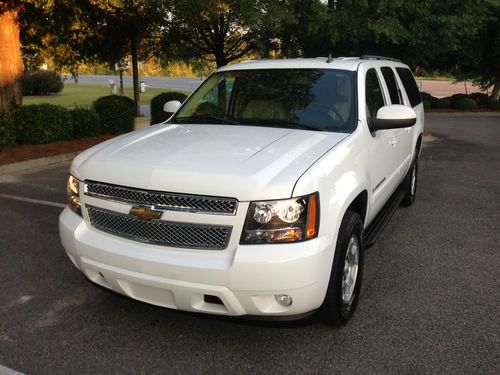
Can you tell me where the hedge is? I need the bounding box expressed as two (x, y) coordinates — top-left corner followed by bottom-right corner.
(150, 91), (188, 124)
(453, 97), (477, 110)
(423, 100), (431, 110)
(93, 95), (135, 134)
(450, 93), (470, 106)
(469, 92), (489, 107)
(488, 99), (500, 110)
(22, 70), (64, 95)
(0, 110), (15, 149)
(11, 104), (72, 144)
(435, 98), (452, 109)
(70, 107), (101, 138)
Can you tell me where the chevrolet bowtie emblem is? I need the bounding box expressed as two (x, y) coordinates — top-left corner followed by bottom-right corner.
(129, 206), (163, 221)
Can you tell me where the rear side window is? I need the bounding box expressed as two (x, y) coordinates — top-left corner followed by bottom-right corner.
(365, 68), (385, 118)
(381, 67), (401, 104)
(396, 68), (422, 107)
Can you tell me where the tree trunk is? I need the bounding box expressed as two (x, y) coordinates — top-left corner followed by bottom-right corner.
(131, 33), (140, 116)
(0, 10), (23, 112)
(492, 73), (500, 100)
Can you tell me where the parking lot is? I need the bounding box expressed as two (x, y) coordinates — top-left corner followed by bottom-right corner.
(0, 115), (498, 374)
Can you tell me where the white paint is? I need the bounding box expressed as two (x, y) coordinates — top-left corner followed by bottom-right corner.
(0, 194), (65, 208)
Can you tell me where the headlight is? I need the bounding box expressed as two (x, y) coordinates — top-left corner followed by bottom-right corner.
(240, 192), (319, 244)
(67, 175), (82, 215)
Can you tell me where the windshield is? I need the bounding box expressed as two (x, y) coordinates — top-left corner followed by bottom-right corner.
(171, 69), (356, 132)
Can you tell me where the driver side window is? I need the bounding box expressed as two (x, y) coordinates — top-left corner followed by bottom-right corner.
(365, 69), (385, 119)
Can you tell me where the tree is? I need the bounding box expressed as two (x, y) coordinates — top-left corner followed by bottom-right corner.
(0, 5), (23, 112)
(452, 2), (500, 99)
(162, 0), (283, 68)
(1, 0), (169, 114)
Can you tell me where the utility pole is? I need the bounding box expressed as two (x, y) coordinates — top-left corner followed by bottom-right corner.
(131, 32), (140, 116)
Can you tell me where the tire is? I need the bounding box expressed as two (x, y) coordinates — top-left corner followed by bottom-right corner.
(401, 156), (418, 207)
(322, 210), (364, 325)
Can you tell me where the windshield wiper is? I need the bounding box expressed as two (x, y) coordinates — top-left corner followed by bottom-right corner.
(172, 116), (239, 125)
(249, 119), (323, 131)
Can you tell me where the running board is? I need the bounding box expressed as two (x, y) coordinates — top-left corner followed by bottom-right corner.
(365, 186), (406, 248)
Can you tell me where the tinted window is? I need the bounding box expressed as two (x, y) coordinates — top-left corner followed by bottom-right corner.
(173, 69), (356, 133)
(396, 67), (422, 107)
(381, 67), (401, 104)
(365, 69), (385, 118)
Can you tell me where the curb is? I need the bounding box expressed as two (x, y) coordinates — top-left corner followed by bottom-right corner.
(426, 112), (500, 117)
(0, 152), (77, 175)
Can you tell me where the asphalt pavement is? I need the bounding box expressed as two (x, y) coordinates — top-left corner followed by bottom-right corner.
(0, 115), (498, 374)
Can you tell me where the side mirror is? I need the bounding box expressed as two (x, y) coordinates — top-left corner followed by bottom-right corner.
(163, 100), (181, 114)
(369, 105), (416, 131)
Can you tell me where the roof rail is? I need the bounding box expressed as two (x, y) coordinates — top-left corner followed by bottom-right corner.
(360, 55), (401, 62)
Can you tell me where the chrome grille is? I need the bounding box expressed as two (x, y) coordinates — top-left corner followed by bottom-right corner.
(87, 206), (231, 250)
(84, 181), (237, 215)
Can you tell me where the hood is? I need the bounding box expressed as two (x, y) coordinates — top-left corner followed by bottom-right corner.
(72, 124), (348, 201)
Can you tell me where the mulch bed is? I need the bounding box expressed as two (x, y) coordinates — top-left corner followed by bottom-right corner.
(0, 135), (114, 166)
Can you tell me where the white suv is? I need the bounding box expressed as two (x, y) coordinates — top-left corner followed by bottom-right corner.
(60, 56), (424, 325)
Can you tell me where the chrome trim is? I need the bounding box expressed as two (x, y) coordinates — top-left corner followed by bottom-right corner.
(83, 181), (238, 215)
(86, 205), (232, 250)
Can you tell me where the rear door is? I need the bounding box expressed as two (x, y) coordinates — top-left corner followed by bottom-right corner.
(380, 66), (412, 175)
(396, 67), (424, 170)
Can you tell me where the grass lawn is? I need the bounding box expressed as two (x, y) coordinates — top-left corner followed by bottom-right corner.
(23, 83), (187, 108)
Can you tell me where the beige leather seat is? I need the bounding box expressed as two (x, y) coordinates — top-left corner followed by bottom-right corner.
(242, 99), (287, 119)
(334, 78), (351, 121)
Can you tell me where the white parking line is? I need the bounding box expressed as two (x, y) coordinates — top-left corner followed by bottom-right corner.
(0, 364), (25, 375)
(0, 193), (66, 208)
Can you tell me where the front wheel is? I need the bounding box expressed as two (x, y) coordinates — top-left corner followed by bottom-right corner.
(322, 210), (364, 325)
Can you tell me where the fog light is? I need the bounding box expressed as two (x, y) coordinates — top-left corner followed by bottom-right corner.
(275, 294), (293, 306)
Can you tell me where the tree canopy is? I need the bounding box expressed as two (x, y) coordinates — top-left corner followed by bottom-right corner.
(1, 0), (499, 113)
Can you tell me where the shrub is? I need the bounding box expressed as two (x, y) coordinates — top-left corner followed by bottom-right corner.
(11, 104), (72, 144)
(70, 107), (101, 138)
(22, 70), (64, 95)
(469, 92), (489, 107)
(435, 98), (452, 109)
(453, 97), (477, 110)
(93, 95), (135, 134)
(150, 91), (188, 124)
(488, 99), (500, 110)
(450, 93), (470, 106)
(423, 100), (431, 110)
(420, 92), (433, 103)
(0, 109), (16, 149)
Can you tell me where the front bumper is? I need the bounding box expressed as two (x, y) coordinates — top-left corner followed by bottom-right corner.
(59, 207), (335, 317)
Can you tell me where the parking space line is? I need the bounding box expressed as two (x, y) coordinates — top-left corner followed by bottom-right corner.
(0, 193), (66, 209)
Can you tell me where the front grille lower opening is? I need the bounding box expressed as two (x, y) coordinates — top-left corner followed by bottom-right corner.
(204, 295), (224, 305)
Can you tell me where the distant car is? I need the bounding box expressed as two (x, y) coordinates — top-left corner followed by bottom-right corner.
(60, 56), (424, 325)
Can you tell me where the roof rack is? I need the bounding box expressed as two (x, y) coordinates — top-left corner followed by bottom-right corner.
(360, 55), (401, 62)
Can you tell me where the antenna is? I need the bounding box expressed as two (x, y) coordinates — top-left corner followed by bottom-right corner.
(327, 53), (334, 63)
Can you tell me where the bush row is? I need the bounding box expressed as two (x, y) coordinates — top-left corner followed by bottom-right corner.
(422, 91), (499, 110)
(0, 91), (186, 150)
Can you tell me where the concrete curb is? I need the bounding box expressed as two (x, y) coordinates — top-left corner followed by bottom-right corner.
(0, 152), (77, 175)
(426, 112), (500, 117)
